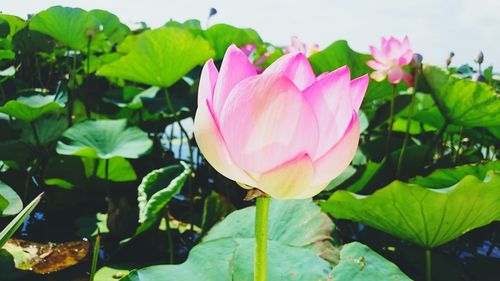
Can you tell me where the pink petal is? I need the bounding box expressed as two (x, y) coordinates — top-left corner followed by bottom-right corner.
(290, 36), (307, 53)
(403, 72), (414, 87)
(303, 66), (352, 159)
(219, 73), (319, 173)
(380, 37), (388, 47)
(212, 45), (257, 120)
(257, 154), (315, 199)
(399, 49), (414, 66)
(194, 100), (257, 186)
(197, 59), (219, 108)
(370, 71), (387, 82)
(388, 68), (405, 84)
(350, 74), (369, 112)
(386, 37), (403, 59)
(367, 60), (388, 71)
(263, 52), (316, 90)
(312, 118), (360, 185)
(369, 46), (386, 63)
(401, 36), (410, 51)
(240, 44), (256, 56)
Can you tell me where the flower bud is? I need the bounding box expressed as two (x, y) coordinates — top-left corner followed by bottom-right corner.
(475, 51), (484, 64)
(412, 53), (423, 68)
(446, 52), (455, 67)
(471, 73), (486, 82)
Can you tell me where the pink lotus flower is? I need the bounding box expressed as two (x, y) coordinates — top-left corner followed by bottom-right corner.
(239, 43), (271, 73)
(194, 45), (368, 199)
(367, 36), (413, 85)
(285, 36), (320, 57)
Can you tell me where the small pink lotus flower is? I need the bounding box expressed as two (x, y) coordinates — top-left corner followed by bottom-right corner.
(239, 43), (270, 73)
(367, 36), (413, 85)
(194, 45), (368, 199)
(285, 36), (320, 57)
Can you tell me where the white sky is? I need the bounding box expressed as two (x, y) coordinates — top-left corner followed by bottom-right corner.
(2, 0), (500, 68)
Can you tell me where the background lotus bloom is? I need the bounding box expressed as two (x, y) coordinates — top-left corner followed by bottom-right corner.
(194, 45), (368, 199)
(285, 36), (320, 57)
(367, 36), (413, 85)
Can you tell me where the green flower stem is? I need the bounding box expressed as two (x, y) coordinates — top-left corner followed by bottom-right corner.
(385, 84), (397, 159)
(395, 91), (415, 178)
(164, 89), (195, 230)
(425, 249), (432, 281)
(89, 234), (100, 281)
(254, 196), (270, 281)
(30, 121), (42, 149)
(165, 207), (174, 264)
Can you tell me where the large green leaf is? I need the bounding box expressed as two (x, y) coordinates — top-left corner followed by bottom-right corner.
(0, 181), (22, 217)
(16, 115), (68, 146)
(56, 119), (152, 159)
(0, 193), (43, 248)
(309, 40), (399, 103)
(330, 242), (411, 280)
(122, 199), (334, 281)
(322, 171), (500, 248)
(29, 6), (129, 52)
(410, 161), (500, 189)
(0, 95), (64, 122)
(122, 200), (408, 280)
(97, 27), (215, 87)
(135, 163), (191, 235)
(423, 65), (500, 127)
(204, 24), (262, 59)
(0, 15), (26, 39)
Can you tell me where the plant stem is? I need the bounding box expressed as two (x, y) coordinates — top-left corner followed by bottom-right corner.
(164, 89), (195, 230)
(104, 159), (110, 195)
(424, 121), (449, 165)
(89, 234), (100, 281)
(254, 196), (270, 281)
(396, 93), (415, 178)
(165, 208), (174, 264)
(425, 249), (432, 281)
(385, 84), (397, 159)
(30, 121), (42, 149)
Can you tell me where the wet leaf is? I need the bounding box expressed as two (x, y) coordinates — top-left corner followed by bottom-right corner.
(0, 193), (43, 248)
(2, 238), (89, 274)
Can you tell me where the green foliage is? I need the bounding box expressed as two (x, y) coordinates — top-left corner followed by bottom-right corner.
(322, 171), (500, 248)
(0, 194), (43, 248)
(0, 181), (22, 217)
(56, 119), (152, 159)
(330, 242), (411, 280)
(0, 5), (498, 280)
(30, 6), (130, 52)
(204, 24), (262, 59)
(309, 40), (401, 103)
(423, 65), (500, 127)
(135, 163), (191, 235)
(0, 95), (65, 122)
(97, 27), (215, 87)
(122, 200), (408, 280)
